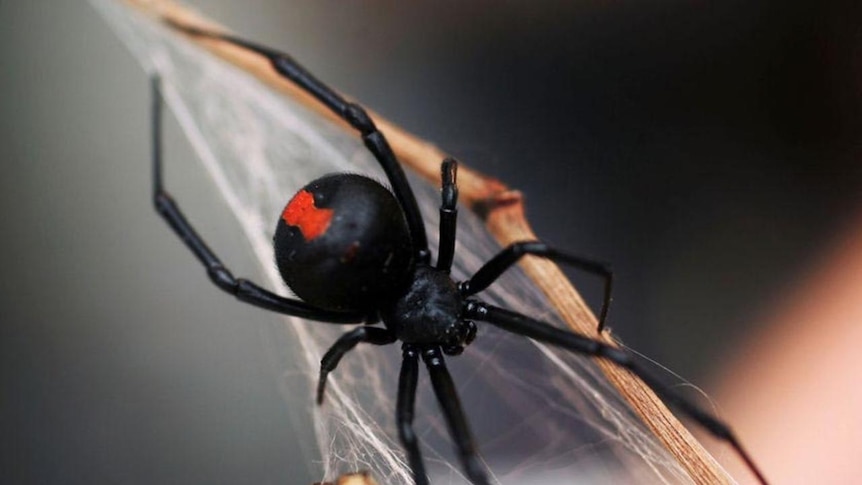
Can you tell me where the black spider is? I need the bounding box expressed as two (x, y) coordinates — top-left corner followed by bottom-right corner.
(150, 22), (768, 485)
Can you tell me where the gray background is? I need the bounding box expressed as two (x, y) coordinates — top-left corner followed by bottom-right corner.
(3, 1), (860, 483)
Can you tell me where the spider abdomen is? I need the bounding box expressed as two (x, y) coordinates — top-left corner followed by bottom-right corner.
(274, 173), (414, 312)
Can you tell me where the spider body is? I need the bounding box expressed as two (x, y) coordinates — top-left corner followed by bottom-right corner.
(154, 21), (769, 485)
(278, 175), (473, 353)
(274, 173), (414, 312)
(381, 265), (475, 354)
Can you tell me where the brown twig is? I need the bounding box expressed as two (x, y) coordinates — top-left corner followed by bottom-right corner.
(121, 1), (733, 483)
(315, 471), (378, 485)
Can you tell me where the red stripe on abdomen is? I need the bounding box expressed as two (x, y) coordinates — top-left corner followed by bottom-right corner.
(282, 190), (334, 240)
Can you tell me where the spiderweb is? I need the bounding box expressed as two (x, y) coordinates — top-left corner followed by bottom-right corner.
(92, 1), (694, 483)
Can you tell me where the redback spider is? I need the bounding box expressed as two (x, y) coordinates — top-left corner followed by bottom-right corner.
(150, 21), (768, 485)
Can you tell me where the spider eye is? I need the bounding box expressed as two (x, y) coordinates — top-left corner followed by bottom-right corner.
(442, 321), (477, 356)
(274, 173), (414, 312)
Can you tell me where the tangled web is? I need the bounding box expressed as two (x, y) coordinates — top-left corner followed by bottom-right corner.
(92, 1), (694, 483)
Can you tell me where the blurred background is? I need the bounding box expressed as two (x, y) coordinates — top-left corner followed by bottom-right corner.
(2, 1), (860, 484)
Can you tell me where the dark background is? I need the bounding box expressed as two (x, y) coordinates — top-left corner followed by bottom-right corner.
(3, 1), (860, 483)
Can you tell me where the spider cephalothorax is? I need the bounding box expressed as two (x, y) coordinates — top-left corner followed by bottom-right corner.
(151, 21), (769, 485)
(381, 265), (476, 355)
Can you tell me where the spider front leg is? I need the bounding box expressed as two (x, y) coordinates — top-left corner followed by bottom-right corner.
(460, 241), (614, 331)
(149, 77), (363, 324)
(422, 347), (491, 485)
(397, 346), (429, 485)
(463, 300), (769, 485)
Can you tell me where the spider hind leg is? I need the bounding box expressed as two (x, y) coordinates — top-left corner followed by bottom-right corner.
(166, 21), (430, 263)
(315, 326), (396, 404)
(149, 76), (363, 324)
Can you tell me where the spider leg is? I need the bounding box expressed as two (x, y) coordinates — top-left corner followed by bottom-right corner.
(316, 326), (396, 404)
(460, 241), (614, 332)
(463, 300), (769, 485)
(436, 158), (459, 272)
(397, 345), (429, 485)
(165, 21), (430, 264)
(422, 347), (491, 485)
(149, 77), (363, 324)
